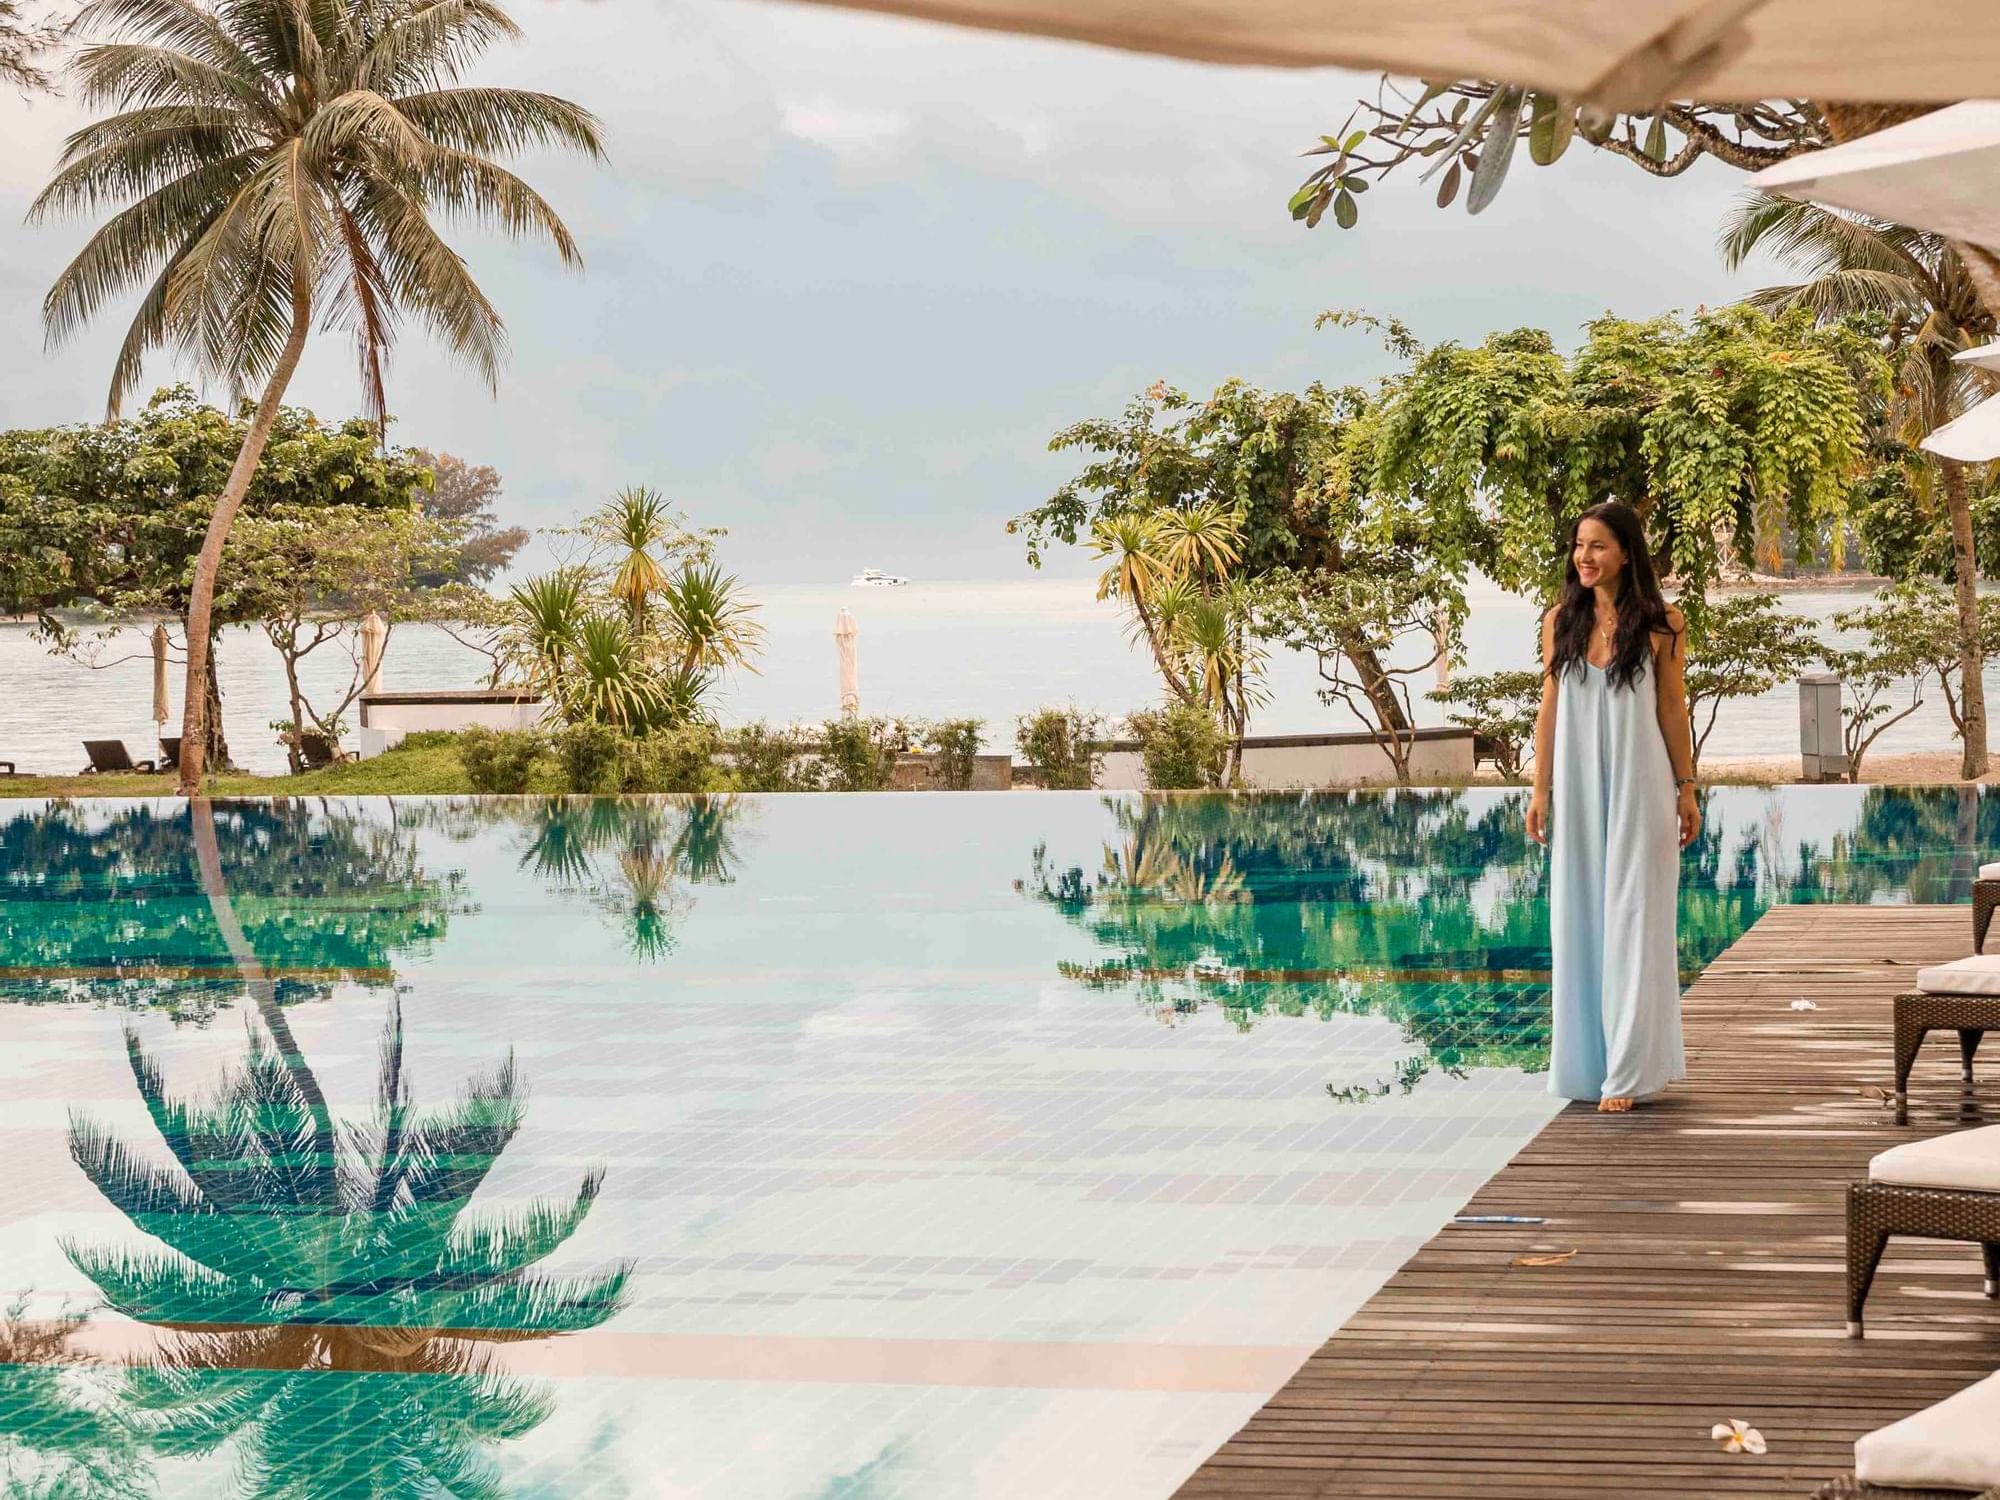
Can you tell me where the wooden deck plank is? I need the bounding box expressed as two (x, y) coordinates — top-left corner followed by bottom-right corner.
(1171, 904), (2000, 1500)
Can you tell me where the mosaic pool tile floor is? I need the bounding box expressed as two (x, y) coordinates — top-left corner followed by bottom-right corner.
(0, 787), (1990, 1497)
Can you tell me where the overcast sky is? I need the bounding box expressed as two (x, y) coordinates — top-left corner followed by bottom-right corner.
(0, 0), (1778, 582)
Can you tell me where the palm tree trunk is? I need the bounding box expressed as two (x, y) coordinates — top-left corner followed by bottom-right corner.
(177, 276), (312, 794)
(1941, 458), (1989, 778)
(188, 797), (335, 1145)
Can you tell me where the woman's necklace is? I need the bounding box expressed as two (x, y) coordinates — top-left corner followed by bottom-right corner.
(1596, 612), (1616, 656)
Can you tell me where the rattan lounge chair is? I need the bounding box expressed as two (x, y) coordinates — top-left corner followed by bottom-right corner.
(297, 731), (359, 770)
(1976, 863), (2000, 952)
(157, 736), (180, 771)
(0, 760), (14, 777)
(1808, 1367), (2000, 1498)
(1846, 1122), (2000, 1337)
(79, 739), (156, 774)
(1892, 955), (2000, 1124)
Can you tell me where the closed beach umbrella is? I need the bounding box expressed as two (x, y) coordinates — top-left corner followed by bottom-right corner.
(835, 608), (860, 716)
(777, 0), (2000, 105)
(150, 623), (170, 725)
(360, 611), (388, 696)
(1750, 102), (2000, 254)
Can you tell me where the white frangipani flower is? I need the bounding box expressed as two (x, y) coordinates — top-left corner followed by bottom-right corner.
(1711, 1419), (1767, 1455)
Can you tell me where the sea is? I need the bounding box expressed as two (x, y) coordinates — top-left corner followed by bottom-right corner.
(0, 574), (1979, 776)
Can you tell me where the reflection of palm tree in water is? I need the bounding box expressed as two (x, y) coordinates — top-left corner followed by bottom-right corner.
(516, 795), (744, 961)
(0, 1302), (147, 1499)
(58, 800), (630, 1497)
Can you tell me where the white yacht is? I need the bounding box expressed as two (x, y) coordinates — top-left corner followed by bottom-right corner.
(851, 569), (910, 588)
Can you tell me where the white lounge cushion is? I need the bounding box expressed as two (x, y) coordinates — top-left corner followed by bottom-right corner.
(1979, 861), (2000, 880)
(1915, 954), (2000, 996)
(1857, 1369), (2000, 1492)
(1870, 1122), (2000, 1193)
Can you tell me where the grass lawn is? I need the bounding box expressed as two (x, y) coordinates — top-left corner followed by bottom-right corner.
(0, 739), (473, 798)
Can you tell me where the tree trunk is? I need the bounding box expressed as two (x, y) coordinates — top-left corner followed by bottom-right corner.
(177, 276), (313, 795)
(280, 641), (308, 774)
(1940, 459), (1989, 779)
(202, 647), (232, 770)
(188, 797), (335, 1156)
(1339, 636), (1413, 733)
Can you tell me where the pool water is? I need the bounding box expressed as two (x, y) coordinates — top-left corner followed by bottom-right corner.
(0, 787), (1988, 1499)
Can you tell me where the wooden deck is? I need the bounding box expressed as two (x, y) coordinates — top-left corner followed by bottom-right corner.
(1173, 904), (2000, 1499)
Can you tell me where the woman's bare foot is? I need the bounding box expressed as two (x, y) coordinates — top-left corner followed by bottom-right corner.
(1597, 1097), (1634, 1113)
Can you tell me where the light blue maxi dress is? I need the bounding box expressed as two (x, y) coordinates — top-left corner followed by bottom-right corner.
(1548, 656), (1687, 1102)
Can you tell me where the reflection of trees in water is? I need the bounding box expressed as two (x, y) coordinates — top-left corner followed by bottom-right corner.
(1022, 789), (1983, 1097)
(63, 1000), (628, 1498)
(10, 800), (629, 1497)
(500, 796), (747, 961)
(0, 800), (464, 1020)
(0, 1302), (148, 1499)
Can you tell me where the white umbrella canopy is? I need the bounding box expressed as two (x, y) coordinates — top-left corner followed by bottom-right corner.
(1957, 345), (2000, 373)
(1921, 395), (2000, 463)
(834, 608), (860, 716)
(1751, 102), (2000, 254)
(778, 0), (2000, 105)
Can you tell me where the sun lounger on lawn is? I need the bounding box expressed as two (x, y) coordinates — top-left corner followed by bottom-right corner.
(0, 760), (14, 776)
(1810, 1368), (2000, 1497)
(1846, 1121), (2000, 1337)
(1893, 955), (2000, 1124)
(157, 736), (180, 771)
(297, 731), (359, 770)
(79, 740), (155, 774)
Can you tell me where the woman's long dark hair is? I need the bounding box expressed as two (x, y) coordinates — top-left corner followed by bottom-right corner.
(1546, 500), (1677, 691)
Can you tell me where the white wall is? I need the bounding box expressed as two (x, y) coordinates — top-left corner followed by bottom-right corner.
(357, 695), (548, 758)
(1096, 729), (1476, 790)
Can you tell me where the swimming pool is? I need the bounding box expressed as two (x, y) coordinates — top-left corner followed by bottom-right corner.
(0, 787), (1988, 1498)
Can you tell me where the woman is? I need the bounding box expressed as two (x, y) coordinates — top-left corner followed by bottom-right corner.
(1526, 501), (1700, 1113)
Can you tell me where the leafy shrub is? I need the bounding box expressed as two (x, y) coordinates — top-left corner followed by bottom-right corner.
(820, 716), (906, 791)
(721, 723), (823, 792)
(1126, 702), (1225, 790)
(554, 721), (627, 793)
(920, 717), (984, 789)
(394, 729), (462, 752)
(457, 726), (558, 793)
(629, 725), (729, 793)
(1014, 705), (1103, 789)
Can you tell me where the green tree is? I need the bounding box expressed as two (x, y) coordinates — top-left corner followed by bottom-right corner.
(1373, 306), (1884, 618)
(406, 450), (528, 586)
(0, 388), (434, 767)
(1682, 594), (1820, 773)
(1434, 669), (1542, 781)
(0, 0), (59, 91)
(1282, 92), (2000, 308)
(1721, 195), (1999, 777)
(32, 0), (605, 794)
(1825, 585), (1943, 780)
(1020, 362), (1444, 753)
(1249, 566), (1461, 783)
(221, 504), (470, 768)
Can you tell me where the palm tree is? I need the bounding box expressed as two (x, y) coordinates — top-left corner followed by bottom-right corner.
(561, 615), (666, 730)
(1721, 195), (1998, 778)
(503, 568), (590, 700)
(31, 0), (606, 793)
